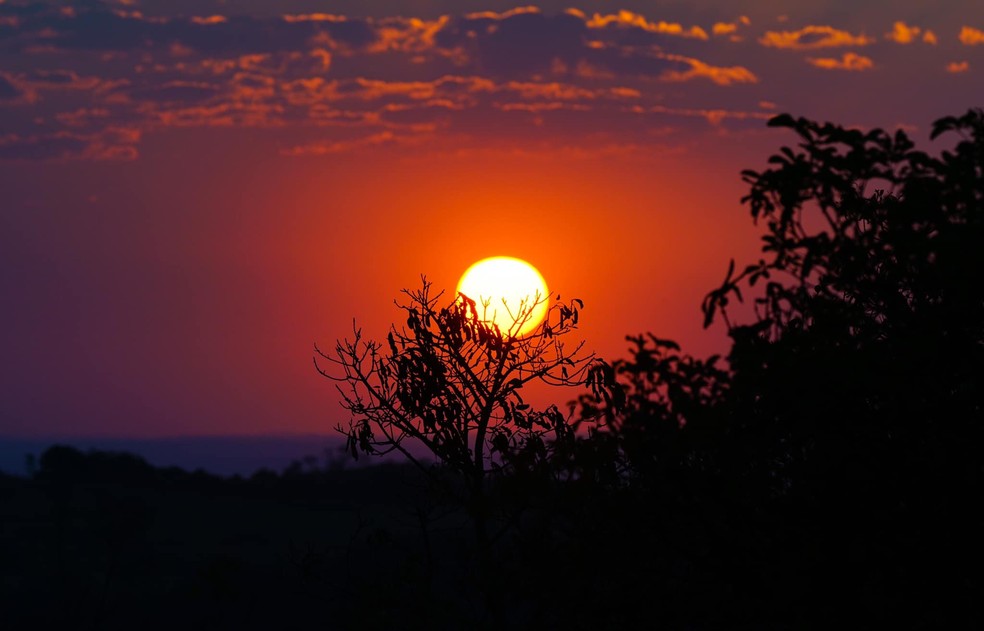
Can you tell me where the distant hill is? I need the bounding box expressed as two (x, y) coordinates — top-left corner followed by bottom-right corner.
(0, 434), (360, 477)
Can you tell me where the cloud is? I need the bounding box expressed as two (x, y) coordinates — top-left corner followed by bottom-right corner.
(946, 61), (970, 73)
(807, 52), (875, 71)
(0, 127), (140, 161)
(629, 103), (772, 127)
(582, 10), (709, 40)
(191, 16), (227, 26)
(2, 4), (379, 55)
(959, 26), (984, 46)
(1, 2), (973, 162)
(24, 69), (102, 90)
(281, 13), (348, 23)
(54, 107), (112, 127)
(127, 81), (221, 105)
(464, 6), (542, 21)
(0, 73), (24, 100)
(0, 72), (36, 104)
(660, 55), (759, 85)
(760, 25), (875, 49)
(281, 130), (417, 156)
(435, 10), (587, 76)
(712, 23), (738, 36)
(711, 16), (750, 40)
(885, 22), (933, 45)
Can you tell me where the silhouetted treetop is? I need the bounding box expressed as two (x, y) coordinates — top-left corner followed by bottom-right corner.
(317, 279), (618, 477)
(705, 108), (982, 338)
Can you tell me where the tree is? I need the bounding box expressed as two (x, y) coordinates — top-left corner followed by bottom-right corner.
(686, 110), (983, 625)
(315, 278), (618, 546)
(575, 334), (730, 484)
(701, 110), (983, 447)
(568, 111), (983, 625)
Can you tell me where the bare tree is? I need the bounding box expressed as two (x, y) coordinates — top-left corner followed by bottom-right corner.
(315, 277), (618, 548)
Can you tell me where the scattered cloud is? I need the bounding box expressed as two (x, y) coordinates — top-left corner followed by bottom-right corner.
(885, 22), (934, 45)
(760, 25), (875, 49)
(807, 52), (875, 71)
(712, 16), (751, 40)
(583, 10), (709, 39)
(946, 61), (970, 73)
(713, 23), (738, 36)
(0, 127), (140, 161)
(191, 16), (228, 26)
(281, 130), (428, 156)
(959, 26), (984, 46)
(0, 72), (36, 104)
(660, 55), (758, 85)
(0, 2), (975, 161)
(628, 103), (772, 127)
(0, 73), (25, 101)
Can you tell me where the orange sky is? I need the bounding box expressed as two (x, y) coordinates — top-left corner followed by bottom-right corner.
(1, 1), (982, 438)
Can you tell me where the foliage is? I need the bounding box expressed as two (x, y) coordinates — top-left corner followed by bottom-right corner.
(704, 109), (983, 349)
(575, 334), (730, 483)
(698, 110), (983, 472)
(316, 279), (619, 525)
(561, 108), (984, 626)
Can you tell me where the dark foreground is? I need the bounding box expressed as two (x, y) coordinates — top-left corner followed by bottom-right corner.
(1, 444), (980, 630)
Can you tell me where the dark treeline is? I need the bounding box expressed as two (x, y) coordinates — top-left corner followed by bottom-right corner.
(1, 445), (448, 630)
(4, 110), (982, 630)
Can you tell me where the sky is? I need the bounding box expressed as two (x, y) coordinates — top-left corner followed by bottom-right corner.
(1, 0), (982, 440)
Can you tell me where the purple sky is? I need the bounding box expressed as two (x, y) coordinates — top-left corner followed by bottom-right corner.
(2, 0), (982, 439)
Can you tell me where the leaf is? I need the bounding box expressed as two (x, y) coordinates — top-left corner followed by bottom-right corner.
(767, 113), (796, 128)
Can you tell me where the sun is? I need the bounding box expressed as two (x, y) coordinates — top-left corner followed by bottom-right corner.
(456, 256), (549, 337)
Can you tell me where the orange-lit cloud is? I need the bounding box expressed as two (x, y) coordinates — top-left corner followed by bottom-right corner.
(946, 61), (970, 73)
(629, 104), (772, 126)
(807, 52), (874, 71)
(282, 13), (347, 23)
(190, 15), (227, 25)
(465, 6), (541, 20)
(885, 21), (932, 44)
(503, 81), (597, 100)
(713, 23), (738, 36)
(660, 55), (759, 85)
(712, 16), (750, 38)
(54, 107), (111, 127)
(585, 10), (709, 40)
(959, 26), (984, 45)
(496, 101), (591, 113)
(280, 130), (432, 156)
(30, 70), (105, 91)
(0, 1), (974, 164)
(370, 16), (450, 53)
(760, 25), (875, 49)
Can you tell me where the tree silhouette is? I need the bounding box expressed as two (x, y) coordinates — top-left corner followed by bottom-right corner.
(575, 109), (984, 626)
(701, 110), (983, 471)
(316, 278), (619, 545)
(575, 333), (730, 484)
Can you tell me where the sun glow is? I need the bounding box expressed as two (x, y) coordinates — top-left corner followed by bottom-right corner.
(456, 256), (549, 337)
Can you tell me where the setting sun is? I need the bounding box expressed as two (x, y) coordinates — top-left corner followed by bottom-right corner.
(456, 256), (549, 336)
